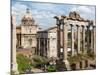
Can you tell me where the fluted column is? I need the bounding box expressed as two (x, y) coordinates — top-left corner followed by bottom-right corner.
(11, 15), (19, 74)
(93, 26), (96, 53)
(71, 24), (74, 56)
(76, 25), (81, 54)
(82, 25), (86, 53)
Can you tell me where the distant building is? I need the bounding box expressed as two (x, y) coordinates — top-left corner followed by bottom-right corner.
(37, 26), (57, 58)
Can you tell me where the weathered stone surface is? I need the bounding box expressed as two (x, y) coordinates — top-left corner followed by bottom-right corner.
(11, 15), (19, 74)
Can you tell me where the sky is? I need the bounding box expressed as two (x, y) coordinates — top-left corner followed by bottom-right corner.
(11, 0), (96, 29)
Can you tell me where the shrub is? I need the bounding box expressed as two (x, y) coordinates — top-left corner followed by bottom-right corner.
(47, 65), (56, 72)
(32, 55), (49, 68)
(17, 54), (32, 73)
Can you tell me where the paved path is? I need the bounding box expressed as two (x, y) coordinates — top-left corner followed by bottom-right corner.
(31, 68), (44, 73)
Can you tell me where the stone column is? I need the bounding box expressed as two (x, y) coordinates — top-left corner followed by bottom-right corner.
(54, 16), (61, 58)
(40, 38), (43, 56)
(63, 19), (71, 70)
(71, 24), (74, 56)
(46, 38), (48, 57)
(90, 26), (93, 51)
(82, 60), (85, 69)
(82, 25), (86, 53)
(57, 23), (61, 58)
(76, 62), (80, 70)
(38, 38), (40, 55)
(76, 25), (81, 54)
(20, 34), (21, 47)
(44, 38), (46, 57)
(93, 26), (96, 53)
(63, 23), (67, 60)
(11, 15), (19, 74)
(86, 26), (90, 52)
(47, 38), (50, 58)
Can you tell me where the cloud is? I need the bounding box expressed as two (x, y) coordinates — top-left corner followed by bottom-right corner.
(12, 2), (28, 24)
(12, 1), (95, 29)
(32, 10), (56, 18)
(71, 6), (95, 20)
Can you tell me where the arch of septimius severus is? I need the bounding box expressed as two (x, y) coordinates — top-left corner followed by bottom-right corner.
(11, 9), (96, 74)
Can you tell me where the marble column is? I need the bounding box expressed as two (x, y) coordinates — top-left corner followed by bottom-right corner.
(76, 25), (81, 54)
(82, 25), (86, 53)
(93, 26), (96, 53)
(11, 15), (19, 74)
(71, 24), (74, 56)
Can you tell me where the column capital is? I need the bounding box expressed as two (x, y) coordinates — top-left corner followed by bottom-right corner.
(57, 20), (61, 26)
(93, 25), (96, 28)
(81, 25), (85, 27)
(54, 16), (59, 20)
(86, 25), (90, 28)
(70, 24), (74, 27)
(76, 25), (80, 27)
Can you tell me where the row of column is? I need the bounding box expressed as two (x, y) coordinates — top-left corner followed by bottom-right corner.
(56, 18), (68, 60)
(37, 38), (49, 57)
(54, 16), (96, 59)
(71, 24), (96, 56)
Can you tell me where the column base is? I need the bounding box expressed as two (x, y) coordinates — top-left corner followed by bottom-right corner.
(76, 62), (80, 70)
(63, 59), (71, 70)
(11, 62), (19, 75)
(82, 60), (85, 70)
